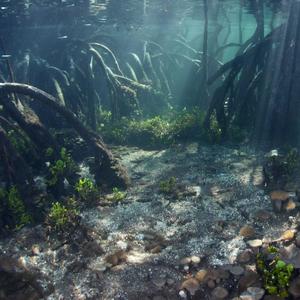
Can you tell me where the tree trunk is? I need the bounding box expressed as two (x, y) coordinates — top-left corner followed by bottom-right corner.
(0, 83), (130, 188)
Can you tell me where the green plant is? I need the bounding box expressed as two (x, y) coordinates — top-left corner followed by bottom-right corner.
(48, 147), (77, 187)
(47, 198), (79, 231)
(159, 177), (177, 194)
(75, 178), (98, 202)
(112, 187), (126, 201)
(285, 148), (299, 174)
(203, 111), (222, 143)
(169, 108), (204, 141)
(45, 147), (54, 157)
(7, 186), (31, 230)
(256, 247), (294, 297)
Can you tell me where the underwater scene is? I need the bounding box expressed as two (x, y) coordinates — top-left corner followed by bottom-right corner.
(1, 0), (300, 299)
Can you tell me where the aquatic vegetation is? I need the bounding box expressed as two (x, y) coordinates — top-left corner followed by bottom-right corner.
(203, 112), (222, 143)
(111, 187), (126, 202)
(256, 247), (294, 297)
(285, 148), (299, 175)
(159, 177), (177, 195)
(75, 178), (99, 202)
(0, 186), (31, 231)
(47, 147), (77, 187)
(47, 198), (79, 232)
(101, 109), (208, 148)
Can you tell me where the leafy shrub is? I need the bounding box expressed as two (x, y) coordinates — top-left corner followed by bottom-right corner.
(202, 111), (222, 143)
(285, 148), (299, 174)
(256, 246), (294, 297)
(47, 147), (77, 187)
(159, 177), (177, 194)
(169, 108), (204, 141)
(47, 198), (79, 232)
(111, 187), (126, 201)
(0, 186), (31, 231)
(100, 109), (206, 148)
(75, 178), (98, 202)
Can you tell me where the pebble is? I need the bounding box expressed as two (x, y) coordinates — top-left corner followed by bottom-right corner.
(247, 239), (262, 248)
(237, 250), (252, 263)
(280, 229), (295, 241)
(211, 287), (229, 299)
(229, 265), (245, 276)
(190, 255), (201, 265)
(179, 290), (188, 299)
(180, 257), (191, 265)
(31, 245), (41, 256)
(180, 278), (200, 296)
(240, 287), (265, 300)
(239, 226), (255, 238)
(207, 280), (216, 289)
(195, 269), (207, 282)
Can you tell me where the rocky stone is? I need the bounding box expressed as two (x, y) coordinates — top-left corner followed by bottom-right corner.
(290, 276), (300, 297)
(195, 269), (207, 282)
(31, 244), (41, 256)
(237, 250), (253, 263)
(150, 245), (162, 254)
(240, 287), (265, 300)
(285, 199), (296, 211)
(270, 190), (290, 211)
(279, 229), (295, 241)
(190, 255), (201, 265)
(211, 287), (229, 299)
(239, 226), (255, 238)
(180, 278), (200, 296)
(180, 257), (191, 265)
(238, 271), (260, 292)
(229, 265), (245, 276)
(207, 280), (216, 289)
(254, 210), (272, 221)
(247, 239), (262, 248)
(179, 290), (188, 299)
(280, 244), (300, 268)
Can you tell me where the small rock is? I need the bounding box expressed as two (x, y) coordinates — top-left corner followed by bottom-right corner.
(285, 199), (296, 211)
(247, 239), (262, 248)
(180, 257), (191, 265)
(240, 287), (265, 300)
(238, 271), (260, 292)
(190, 255), (201, 265)
(254, 210), (272, 221)
(207, 280), (216, 289)
(179, 290), (188, 299)
(183, 265), (189, 272)
(180, 278), (200, 296)
(211, 287), (229, 299)
(150, 245), (162, 254)
(237, 250), (253, 263)
(240, 226), (255, 238)
(280, 229), (295, 241)
(195, 269), (207, 282)
(31, 245), (41, 256)
(229, 265), (244, 276)
(289, 276), (300, 297)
